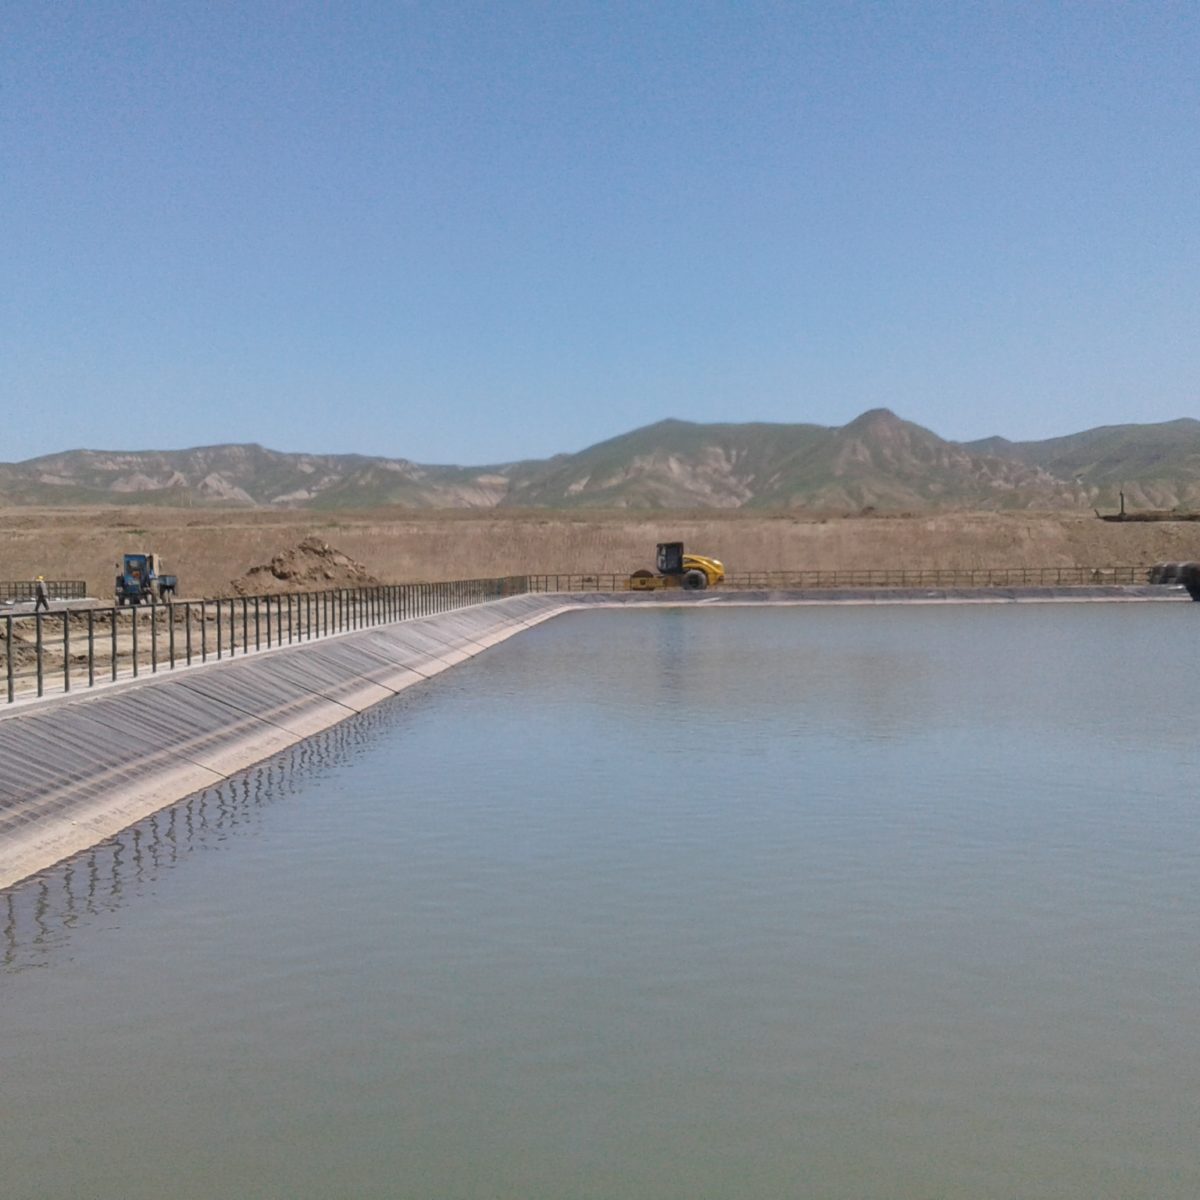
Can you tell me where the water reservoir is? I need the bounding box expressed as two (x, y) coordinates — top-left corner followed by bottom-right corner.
(3, 604), (1199, 1198)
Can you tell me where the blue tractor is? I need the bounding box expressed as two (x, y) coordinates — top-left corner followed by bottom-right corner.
(115, 553), (178, 606)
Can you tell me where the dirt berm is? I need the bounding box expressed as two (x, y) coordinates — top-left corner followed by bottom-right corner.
(6, 508), (1200, 598)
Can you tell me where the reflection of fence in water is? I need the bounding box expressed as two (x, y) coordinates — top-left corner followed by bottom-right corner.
(1, 701), (399, 973)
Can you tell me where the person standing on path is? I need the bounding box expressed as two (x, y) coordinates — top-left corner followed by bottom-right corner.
(33, 576), (49, 612)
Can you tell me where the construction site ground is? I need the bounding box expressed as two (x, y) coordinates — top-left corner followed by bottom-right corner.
(5, 506), (1200, 600)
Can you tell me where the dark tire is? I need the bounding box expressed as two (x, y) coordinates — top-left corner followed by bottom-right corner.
(681, 569), (707, 591)
(630, 569), (654, 579)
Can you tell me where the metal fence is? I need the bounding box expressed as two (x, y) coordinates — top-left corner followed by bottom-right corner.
(0, 580), (88, 602)
(0, 565), (1161, 705)
(527, 566), (1152, 592)
(3, 576), (531, 705)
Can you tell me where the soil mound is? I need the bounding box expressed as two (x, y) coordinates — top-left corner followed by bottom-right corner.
(228, 537), (382, 596)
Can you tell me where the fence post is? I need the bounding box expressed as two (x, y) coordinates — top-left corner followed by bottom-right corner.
(5, 614), (13, 703)
(35, 611), (44, 696)
(201, 601), (208, 661)
(186, 604), (193, 666)
(88, 609), (95, 689)
(131, 608), (139, 679)
(111, 608), (118, 682)
(151, 603), (158, 673)
(169, 602), (176, 669)
(62, 610), (70, 693)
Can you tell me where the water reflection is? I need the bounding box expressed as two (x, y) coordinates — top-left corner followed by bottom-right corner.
(1, 698), (402, 973)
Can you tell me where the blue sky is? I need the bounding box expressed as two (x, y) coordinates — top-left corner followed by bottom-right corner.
(3, 2), (1197, 465)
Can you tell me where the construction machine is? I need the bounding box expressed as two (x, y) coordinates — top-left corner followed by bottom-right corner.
(628, 542), (725, 591)
(115, 553), (178, 606)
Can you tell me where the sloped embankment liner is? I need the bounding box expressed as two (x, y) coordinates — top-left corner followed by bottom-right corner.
(1, 585), (1183, 890)
(0, 593), (575, 891)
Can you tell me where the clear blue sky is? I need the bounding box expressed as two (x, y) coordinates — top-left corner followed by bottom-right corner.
(3, 1), (1197, 465)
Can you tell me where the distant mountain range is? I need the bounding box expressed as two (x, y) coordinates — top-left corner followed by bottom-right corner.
(3, 410), (1200, 511)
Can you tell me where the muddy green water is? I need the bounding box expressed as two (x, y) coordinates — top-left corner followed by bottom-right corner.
(2, 604), (1199, 1198)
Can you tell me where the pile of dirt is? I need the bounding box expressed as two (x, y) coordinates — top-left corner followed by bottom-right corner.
(227, 537), (382, 596)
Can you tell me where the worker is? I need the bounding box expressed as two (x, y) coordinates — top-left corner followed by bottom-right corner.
(34, 575), (50, 613)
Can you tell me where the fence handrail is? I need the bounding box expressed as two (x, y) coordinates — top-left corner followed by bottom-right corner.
(524, 565), (1153, 592)
(3, 575), (532, 705)
(0, 565), (1165, 705)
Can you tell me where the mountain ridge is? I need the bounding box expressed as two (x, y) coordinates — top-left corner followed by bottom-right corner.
(3, 410), (1199, 512)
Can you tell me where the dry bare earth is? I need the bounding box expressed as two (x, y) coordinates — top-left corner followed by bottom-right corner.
(4, 507), (1200, 599)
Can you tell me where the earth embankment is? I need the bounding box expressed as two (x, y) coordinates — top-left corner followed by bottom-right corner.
(5, 507), (1200, 598)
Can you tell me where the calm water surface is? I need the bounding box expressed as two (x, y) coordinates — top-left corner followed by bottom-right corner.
(2, 604), (1199, 1198)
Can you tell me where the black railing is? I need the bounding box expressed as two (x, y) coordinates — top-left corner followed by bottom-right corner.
(527, 566), (1153, 592)
(0, 580), (88, 602)
(0, 566), (1165, 705)
(2, 576), (531, 705)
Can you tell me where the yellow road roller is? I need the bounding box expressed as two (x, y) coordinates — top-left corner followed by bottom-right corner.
(628, 542), (725, 591)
